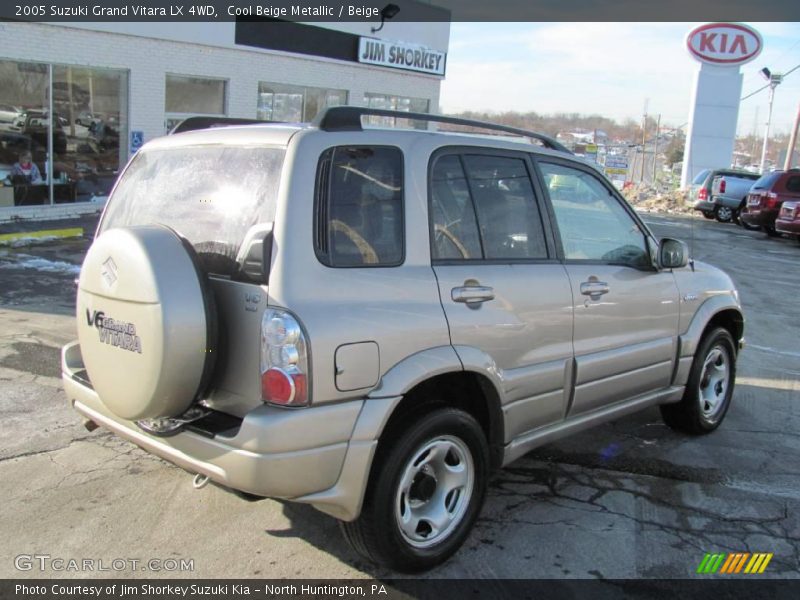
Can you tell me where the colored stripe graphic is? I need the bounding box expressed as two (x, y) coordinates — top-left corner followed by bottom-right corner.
(698, 552), (773, 574)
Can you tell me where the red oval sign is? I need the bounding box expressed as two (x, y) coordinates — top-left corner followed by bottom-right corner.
(686, 23), (762, 66)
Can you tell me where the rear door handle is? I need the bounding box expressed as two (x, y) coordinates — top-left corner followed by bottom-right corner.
(580, 281), (609, 300)
(452, 285), (495, 304)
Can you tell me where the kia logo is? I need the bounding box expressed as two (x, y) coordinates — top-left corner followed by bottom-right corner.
(686, 23), (762, 66)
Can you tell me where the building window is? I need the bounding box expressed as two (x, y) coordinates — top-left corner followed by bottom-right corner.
(363, 93), (430, 129)
(257, 83), (347, 123)
(165, 74), (226, 132)
(0, 59), (128, 207)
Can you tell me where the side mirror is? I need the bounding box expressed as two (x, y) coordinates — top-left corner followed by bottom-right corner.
(659, 238), (689, 269)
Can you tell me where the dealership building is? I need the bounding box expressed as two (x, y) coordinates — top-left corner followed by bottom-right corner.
(0, 7), (449, 218)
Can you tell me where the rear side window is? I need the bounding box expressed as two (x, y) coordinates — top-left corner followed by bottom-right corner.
(314, 146), (403, 267)
(101, 145), (285, 276)
(752, 172), (782, 189)
(430, 153), (548, 261)
(786, 175), (800, 192)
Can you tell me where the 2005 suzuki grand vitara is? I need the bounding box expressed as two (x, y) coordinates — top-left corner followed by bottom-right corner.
(62, 107), (744, 572)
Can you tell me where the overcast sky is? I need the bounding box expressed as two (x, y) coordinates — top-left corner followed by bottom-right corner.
(439, 22), (800, 135)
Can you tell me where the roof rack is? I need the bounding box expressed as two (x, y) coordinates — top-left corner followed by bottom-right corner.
(169, 116), (272, 135)
(312, 106), (572, 154)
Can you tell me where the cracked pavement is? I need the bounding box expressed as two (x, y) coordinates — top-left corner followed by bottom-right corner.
(0, 213), (798, 579)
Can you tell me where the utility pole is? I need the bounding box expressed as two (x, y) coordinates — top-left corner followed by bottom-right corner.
(759, 69), (783, 173)
(640, 98), (648, 183)
(652, 113), (661, 184)
(784, 102), (800, 170)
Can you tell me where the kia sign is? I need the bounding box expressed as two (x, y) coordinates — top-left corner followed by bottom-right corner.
(686, 23), (762, 66)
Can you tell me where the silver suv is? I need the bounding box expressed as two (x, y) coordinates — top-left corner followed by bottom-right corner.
(62, 107), (744, 572)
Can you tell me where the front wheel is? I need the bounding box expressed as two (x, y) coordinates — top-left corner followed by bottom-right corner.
(661, 327), (736, 434)
(764, 224), (780, 238)
(341, 408), (489, 572)
(701, 210), (715, 220)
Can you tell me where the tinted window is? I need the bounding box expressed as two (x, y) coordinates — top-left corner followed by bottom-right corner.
(101, 145), (284, 276)
(753, 172), (782, 189)
(785, 175), (800, 193)
(315, 146), (403, 267)
(430, 155), (482, 259)
(540, 162), (649, 267)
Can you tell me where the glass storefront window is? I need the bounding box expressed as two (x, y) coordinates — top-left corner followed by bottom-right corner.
(363, 93), (430, 129)
(257, 82), (347, 122)
(0, 59), (128, 207)
(165, 75), (227, 133)
(166, 75), (226, 115)
(53, 65), (128, 203)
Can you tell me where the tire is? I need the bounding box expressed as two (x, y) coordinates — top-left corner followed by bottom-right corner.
(341, 407), (489, 572)
(764, 224), (780, 237)
(660, 327), (736, 434)
(714, 205), (734, 223)
(738, 206), (761, 230)
(701, 211), (715, 220)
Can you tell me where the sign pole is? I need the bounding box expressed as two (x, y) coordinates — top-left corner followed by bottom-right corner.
(784, 102), (800, 170)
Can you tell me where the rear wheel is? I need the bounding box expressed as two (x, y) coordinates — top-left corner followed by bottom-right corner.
(714, 205), (734, 223)
(341, 407), (489, 572)
(738, 205), (761, 230)
(764, 224), (780, 237)
(661, 327), (736, 434)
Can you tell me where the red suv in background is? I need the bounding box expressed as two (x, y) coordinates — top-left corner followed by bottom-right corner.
(740, 169), (800, 236)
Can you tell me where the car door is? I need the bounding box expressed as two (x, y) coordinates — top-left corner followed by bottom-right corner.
(535, 159), (680, 417)
(429, 149), (574, 441)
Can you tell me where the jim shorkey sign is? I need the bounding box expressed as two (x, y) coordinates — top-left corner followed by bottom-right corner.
(681, 23), (763, 189)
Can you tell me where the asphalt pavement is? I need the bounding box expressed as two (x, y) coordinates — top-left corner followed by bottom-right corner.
(0, 212), (798, 580)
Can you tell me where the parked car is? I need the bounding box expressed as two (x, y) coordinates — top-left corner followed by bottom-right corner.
(20, 111), (67, 155)
(775, 201), (800, 243)
(75, 110), (94, 127)
(709, 171), (760, 223)
(689, 168), (757, 220)
(740, 169), (800, 236)
(0, 103), (23, 124)
(62, 108), (744, 572)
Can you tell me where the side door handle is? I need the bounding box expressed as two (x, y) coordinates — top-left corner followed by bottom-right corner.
(580, 281), (609, 300)
(452, 285), (495, 305)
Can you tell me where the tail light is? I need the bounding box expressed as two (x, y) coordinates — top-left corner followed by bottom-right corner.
(260, 308), (310, 407)
(719, 179), (726, 194)
(764, 192), (779, 209)
(698, 188), (708, 201)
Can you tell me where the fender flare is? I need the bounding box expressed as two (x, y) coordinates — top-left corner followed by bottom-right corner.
(679, 294), (744, 358)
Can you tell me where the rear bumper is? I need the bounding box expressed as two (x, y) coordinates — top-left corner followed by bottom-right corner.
(62, 341), (387, 521)
(740, 208), (778, 227)
(776, 218), (800, 236)
(692, 200), (715, 212)
(711, 196), (741, 209)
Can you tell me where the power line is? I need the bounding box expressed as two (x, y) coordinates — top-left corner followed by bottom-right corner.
(741, 63), (800, 101)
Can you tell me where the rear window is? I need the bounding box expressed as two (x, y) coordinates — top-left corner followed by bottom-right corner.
(752, 172), (782, 190)
(101, 145), (285, 276)
(692, 169), (710, 185)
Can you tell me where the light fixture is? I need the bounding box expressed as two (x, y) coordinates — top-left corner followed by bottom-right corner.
(371, 3), (400, 34)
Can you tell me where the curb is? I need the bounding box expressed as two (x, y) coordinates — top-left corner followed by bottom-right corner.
(0, 227), (84, 245)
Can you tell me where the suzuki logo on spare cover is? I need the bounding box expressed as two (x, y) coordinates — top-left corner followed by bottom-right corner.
(686, 23), (762, 66)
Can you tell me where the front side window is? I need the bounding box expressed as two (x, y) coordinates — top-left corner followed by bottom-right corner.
(539, 162), (650, 267)
(315, 146), (403, 267)
(430, 153), (548, 261)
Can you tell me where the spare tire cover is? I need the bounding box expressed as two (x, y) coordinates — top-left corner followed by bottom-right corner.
(77, 225), (216, 420)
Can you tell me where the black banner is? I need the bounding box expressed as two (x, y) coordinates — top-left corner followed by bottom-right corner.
(4, 579), (800, 600)
(1, 0), (798, 23)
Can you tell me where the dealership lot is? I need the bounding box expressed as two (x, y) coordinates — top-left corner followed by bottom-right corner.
(0, 213), (798, 579)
